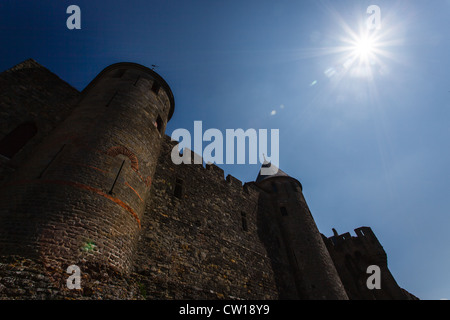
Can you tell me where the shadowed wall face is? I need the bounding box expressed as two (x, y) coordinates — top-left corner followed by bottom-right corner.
(324, 227), (413, 300)
(0, 60), (416, 300)
(0, 63), (174, 273)
(256, 176), (348, 300)
(0, 59), (80, 183)
(133, 139), (281, 299)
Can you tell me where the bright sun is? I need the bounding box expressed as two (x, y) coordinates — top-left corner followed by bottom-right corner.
(353, 36), (375, 58)
(306, 8), (405, 85)
(346, 30), (380, 66)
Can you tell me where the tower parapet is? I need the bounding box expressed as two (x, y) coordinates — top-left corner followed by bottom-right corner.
(327, 227), (387, 266)
(0, 62), (174, 274)
(0, 59), (417, 300)
(324, 227), (413, 299)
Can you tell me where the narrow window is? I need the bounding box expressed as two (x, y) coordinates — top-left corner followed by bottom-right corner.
(174, 178), (183, 199)
(154, 115), (163, 134)
(241, 212), (248, 232)
(151, 80), (161, 95)
(109, 160), (125, 195)
(0, 122), (37, 159)
(280, 207), (288, 217)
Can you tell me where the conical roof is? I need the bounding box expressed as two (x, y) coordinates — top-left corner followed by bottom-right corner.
(255, 162), (290, 183)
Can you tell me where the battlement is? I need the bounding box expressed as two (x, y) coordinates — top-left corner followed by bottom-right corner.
(242, 182), (259, 196)
(328, 227), (380, 246)
(204, 163), (249, 193)
(323, 226), (412, 300)
(163, 136), (253, 193)
(325, 226), (387, 269)
(0, 59), (414, 301)
(205, 162), (224, 177)
(180, 148), (204, 166)
(226, 174), (242, 187)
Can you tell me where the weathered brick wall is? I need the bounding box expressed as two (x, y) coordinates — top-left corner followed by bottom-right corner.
(0, 255), (145, 299)
(133, 136), (281, 299)
(0, 61), (286, 300)
(0, 60), (416, 300)
(0, 63), (174, 283)
(0, 59), (80, 183)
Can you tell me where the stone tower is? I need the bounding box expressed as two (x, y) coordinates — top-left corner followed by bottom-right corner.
(0, 62), (174, 273)
(0, 59), (416, 300)
(256, 164), (348, 299)
(324, 227), (413, 299)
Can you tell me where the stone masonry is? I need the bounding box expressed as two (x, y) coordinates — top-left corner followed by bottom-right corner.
(0, 59), (417, 300)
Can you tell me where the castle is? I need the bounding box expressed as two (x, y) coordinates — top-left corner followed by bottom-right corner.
(0, 59), (417, 300)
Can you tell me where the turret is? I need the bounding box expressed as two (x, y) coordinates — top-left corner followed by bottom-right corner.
(324, 227), (412, 299)
(0, 63), (174, 274)
(256, 163), (348, 299)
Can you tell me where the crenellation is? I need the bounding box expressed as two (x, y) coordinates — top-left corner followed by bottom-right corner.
(0, 59), (416, 300)
(205, 162), (224, 179)
(242, 182), (260, 196)
(225, 174), (243, 191)
(189, 149), (203, 165)
(327, 227), (383, 249)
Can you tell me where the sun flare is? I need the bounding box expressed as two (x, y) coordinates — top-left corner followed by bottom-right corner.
(353, 36), (376, 58)
(301, 5), (406, 91)
(331, 27), (390, 81)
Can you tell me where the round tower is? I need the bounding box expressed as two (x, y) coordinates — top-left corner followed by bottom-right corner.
(0, 63), (174, 273)
(256, 164), (348, 299)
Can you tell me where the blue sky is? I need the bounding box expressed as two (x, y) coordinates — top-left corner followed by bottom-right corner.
(1, 0), (449, 300)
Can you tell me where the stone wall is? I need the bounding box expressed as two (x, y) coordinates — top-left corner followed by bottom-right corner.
(133, 136), (281, 299)
(0, 60), (417, 300)
(256, 175), (348, 300)
(0, 63), (174, 278)
(0, 59), (80, 183)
